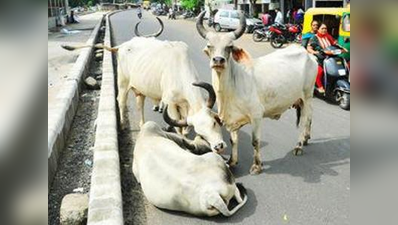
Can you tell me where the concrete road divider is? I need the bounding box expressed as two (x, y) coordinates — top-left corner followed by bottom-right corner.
(87, 11), (124, 225)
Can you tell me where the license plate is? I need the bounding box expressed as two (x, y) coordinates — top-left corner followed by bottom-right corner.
(338, 69), (346, 76)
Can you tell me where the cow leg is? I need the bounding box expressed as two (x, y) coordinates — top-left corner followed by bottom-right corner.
(178, 105), (190, 137)
(135, 94), (146, 128)
(158, 101), (165, 113)
(117, 76), (129, 129)
(250, 119), (263, 175)
(132, 160), (140, 184)
(152, 99), (160, 112)
(227, 130), (239, 167)
(293, 98), (312, 156)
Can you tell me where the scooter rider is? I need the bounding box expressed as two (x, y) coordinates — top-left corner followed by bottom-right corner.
(307, 23), (347, 94)
(137, 5), (142, 19)
(301, 20), (319, 48)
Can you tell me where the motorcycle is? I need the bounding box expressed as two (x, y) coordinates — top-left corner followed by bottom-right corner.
(153, 8), (167, 16)
(269, 23), (302, 48)
(182, 11), (194, 19)
(315, 45), (350, 110)
(252, 25), (271, 42)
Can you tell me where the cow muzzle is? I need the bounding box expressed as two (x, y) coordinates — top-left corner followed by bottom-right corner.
(212, 57), (226, 70)
(213, 142), (226, 154)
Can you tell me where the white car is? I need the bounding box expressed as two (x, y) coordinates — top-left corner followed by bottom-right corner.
(213, 9), (262, 33)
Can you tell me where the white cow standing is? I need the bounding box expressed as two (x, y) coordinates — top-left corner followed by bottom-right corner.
(133, 121), (248, 216)
(62, 18), (227, 153)
(196, 11), (318, 174)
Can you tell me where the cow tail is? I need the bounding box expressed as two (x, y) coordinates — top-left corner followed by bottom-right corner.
(94, 44), (119, 53)
(296, 106), (301, 127)
(231, 183), (248, 214)
(211, 183), (248, 217)
(61, 44), (118, 53)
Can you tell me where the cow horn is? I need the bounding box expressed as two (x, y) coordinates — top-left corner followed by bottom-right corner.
(231, 11), (246, 40)
(163, 105), (188, 127)
(196, 11), (208, 39)
(192, 82), (216, 109)
(134, 17), (164, 38)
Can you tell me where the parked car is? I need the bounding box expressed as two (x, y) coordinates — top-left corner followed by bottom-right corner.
(213, 9), (262, 33)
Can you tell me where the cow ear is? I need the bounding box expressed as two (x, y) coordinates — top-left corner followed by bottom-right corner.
(232, 46), (251, 64)
(203, 47), (210, 58)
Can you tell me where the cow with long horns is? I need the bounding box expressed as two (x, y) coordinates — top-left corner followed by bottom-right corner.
(196, 11), (318, 174)
(62, 18), (227, 153)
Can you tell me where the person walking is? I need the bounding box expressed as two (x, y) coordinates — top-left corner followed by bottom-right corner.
(137, 5), (142, 19)
(274, 8), (284, 25)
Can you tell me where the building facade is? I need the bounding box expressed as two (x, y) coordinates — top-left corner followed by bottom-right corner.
(235, 0), (348, 19)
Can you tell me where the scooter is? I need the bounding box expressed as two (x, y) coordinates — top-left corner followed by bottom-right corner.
(315, 45), (350, 110)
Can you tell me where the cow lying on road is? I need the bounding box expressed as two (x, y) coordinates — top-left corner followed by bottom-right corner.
(133, 121), (248, 217)
(196, 11), (318, 174)
(62, 17), (226, 153)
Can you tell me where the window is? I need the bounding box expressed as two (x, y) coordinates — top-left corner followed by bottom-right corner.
(231, 11), (239, 19)
(342, 14), (350, 32)
(220, 11), (229, 18)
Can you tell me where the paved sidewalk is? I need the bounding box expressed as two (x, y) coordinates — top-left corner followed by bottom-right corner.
(48, 11), (107, 106)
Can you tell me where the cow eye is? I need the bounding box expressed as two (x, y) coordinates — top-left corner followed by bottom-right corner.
(213, 122), (216, 127)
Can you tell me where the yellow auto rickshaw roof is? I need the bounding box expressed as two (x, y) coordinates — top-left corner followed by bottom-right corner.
(305, 7), (350, 16)
(303, 7), (350, 35)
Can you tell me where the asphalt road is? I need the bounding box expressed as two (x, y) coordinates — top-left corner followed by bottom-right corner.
(110, 9), (350, 225)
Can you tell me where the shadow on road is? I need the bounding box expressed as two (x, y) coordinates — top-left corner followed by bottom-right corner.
(225, 129), (349, 183)
(262, 136), (350, 183)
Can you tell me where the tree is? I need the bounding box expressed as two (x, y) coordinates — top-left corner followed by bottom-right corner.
(180, 0), (198, 10)
(69, 0), (100, 7)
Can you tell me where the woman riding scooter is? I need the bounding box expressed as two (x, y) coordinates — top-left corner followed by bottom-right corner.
(307, 23), (348, 94)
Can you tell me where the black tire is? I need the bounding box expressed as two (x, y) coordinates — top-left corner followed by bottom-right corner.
(338, 92), (350, 110)
(270, 35), (285, 48)
(245, 25), (253, 33)
(214, 23), (221, 32)
(252, 31), (264, 42)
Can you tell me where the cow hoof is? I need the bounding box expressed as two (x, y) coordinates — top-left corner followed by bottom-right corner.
(158, 108), (163, 113)
(293, 147), (303, 156)
(303, 135), (311, 146)
(249, 164), (262, 175)
(153, 106), (159, 112)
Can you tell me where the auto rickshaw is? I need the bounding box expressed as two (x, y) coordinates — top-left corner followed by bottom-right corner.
(302, 7), (350, 61)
